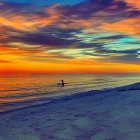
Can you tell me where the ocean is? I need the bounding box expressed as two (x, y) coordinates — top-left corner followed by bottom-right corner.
(0, 74), (140, 113)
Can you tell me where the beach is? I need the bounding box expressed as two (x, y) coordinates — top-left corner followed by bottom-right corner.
(0, 0), (140, 139)
(0, 82), (140, 140)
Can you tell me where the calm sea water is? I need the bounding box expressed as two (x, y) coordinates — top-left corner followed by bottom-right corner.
(0, 74), (140, 113)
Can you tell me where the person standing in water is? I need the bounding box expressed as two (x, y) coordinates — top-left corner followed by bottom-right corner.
(61, 80), (64, 87)
(58, 80), (65, 87)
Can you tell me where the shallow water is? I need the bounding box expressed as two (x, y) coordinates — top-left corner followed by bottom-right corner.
(0, 74), (140, 112)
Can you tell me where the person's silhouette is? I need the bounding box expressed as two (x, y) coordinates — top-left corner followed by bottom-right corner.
(61, 80), (64, 87)
(58, 80), (65, 87)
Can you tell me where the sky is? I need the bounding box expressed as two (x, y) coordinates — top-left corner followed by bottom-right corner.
(0, 0), (140, 74)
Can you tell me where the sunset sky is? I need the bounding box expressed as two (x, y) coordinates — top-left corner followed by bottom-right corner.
(0, 0), (140, 74)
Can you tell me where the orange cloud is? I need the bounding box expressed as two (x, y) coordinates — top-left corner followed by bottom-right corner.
(124, 0), (140, 9)
(33, 5), (61, 28)
(102, 17), (140, 34)
(0, 5), (61, 31)
(0, 15), (36, 31)
(0, 60), (12, 63)
(0, 46), (34, 55)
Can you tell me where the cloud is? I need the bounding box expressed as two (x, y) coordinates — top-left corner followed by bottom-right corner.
(8, 28), (81, 47)
(0, 59), (13, 63)
(102, 17), (140, 34)
(122, 0), (140, 10)
(108, 53), (140, 64)
(0, 0), (140, 66)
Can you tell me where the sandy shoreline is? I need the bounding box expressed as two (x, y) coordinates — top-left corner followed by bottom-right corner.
(0, 83), (140, 140)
